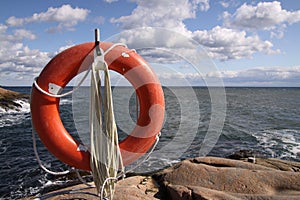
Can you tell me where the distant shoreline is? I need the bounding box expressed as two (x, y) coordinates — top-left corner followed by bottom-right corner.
(0, 87), (29, 111)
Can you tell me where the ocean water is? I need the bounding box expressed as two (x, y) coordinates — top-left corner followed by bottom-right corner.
(0, 86), (299, 199)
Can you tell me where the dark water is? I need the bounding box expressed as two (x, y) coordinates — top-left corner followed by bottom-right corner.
(0, 87), (299, 199)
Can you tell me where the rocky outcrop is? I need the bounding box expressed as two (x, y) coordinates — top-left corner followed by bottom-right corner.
(25, 157), (300, 200)
(0, 87), (28, 111)
(113, 176), (161, 200)
(154, 157), (300, 199)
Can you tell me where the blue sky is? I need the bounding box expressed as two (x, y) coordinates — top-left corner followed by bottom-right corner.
(0, 0), (299, 86)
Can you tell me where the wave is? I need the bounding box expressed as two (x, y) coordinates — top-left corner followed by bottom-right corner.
(0, 99), (30, 114)
(0, 99), (30, 128)
(60, 98), (72, 105)
(253, 129), (300, 161)
(7, 166), (93, 199)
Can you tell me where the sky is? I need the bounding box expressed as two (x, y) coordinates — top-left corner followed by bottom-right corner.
(0, 0), (300, 86)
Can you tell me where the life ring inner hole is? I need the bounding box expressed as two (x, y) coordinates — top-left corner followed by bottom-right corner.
(71, 67), (140, 148)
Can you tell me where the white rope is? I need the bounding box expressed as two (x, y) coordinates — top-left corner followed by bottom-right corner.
(100, 177), (118, 200)
(33, 66), (91, 98)
(33, 43), (127, 99)
(122, 133), (160, 175)
(32, 41), (161, 199)
(90, 44), (124, 199)
(31, 127), (70, 175)
(31, 59), (91, 176)
(75, 169), (94, 187)
(31, 43), (126, 179)
(103, 43), (127, 56)
(99, 134), (160, 199)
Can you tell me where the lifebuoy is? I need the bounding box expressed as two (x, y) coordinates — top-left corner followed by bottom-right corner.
(31, 42), (165, 171)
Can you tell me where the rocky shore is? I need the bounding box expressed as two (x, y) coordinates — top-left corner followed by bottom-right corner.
(0, 87), (29, 111)
(25, 156), (300, 200)
(3, 87), (298, 199)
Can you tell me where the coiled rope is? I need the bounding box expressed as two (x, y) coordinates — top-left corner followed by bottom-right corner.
(89, 35), (125, 199)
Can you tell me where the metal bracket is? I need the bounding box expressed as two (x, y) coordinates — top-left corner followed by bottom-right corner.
(95, 28), (102, 56)
(93, 28), (106, 71)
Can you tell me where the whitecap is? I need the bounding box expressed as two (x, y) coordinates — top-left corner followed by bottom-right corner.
(59, 98), (72, 105)
(253, 129), (300, 161)
(0, 99), (30, 128)
(0, 99), (30, 114)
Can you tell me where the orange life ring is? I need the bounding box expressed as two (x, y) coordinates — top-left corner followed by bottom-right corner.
(31, 42), (165, 171)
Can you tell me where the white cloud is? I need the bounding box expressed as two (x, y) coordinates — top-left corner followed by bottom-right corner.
(13, 29), (36, 40)
(192, 26), (280, 60)
(0, 25), (37, 41)
(192, 0), (210, 12)
(6, 4), (90, 32)
(223, 1), (300, 31)
(110, 0), (285, 62)
(0, 24), (52, 85)
(219, 0), (240, 9)
(113, 27), (196, 49)
(212, 66), (300, 86)
(220, 1), (229, 8)
(111, 0), (208, 34)
(56, 43), (75, 54)
(6, 16), (23, 27)
(110, 0), (209, 61)
(1, 1), (298, 86)
(156, 66), (300, 86)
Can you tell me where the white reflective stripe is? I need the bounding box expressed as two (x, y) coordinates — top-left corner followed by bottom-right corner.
(121, 52), (130, 58)
(48, 83), (63, 95)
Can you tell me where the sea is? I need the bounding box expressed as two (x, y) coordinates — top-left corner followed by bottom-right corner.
(0, 86), (299, 199)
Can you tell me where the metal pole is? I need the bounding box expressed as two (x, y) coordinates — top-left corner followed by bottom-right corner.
(95, 28), (100, 45)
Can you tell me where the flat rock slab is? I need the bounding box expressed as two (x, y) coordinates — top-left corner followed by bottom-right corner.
(154, 157), (300, 199)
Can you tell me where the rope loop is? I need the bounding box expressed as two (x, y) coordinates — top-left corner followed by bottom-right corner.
(31, 127), (71, 175)
(100, 177), (118, 200)
(33, 43), (128, 98)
